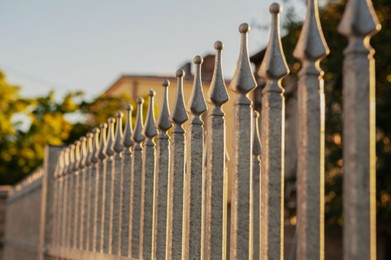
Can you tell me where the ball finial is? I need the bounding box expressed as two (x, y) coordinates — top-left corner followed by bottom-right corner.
(108, 117), (115, 124)
(269, 2), (281, 14)
(214, 41), (224, 50)
(162, 79), (170, 87)
(116, 111), (123, 118)
(137, 97), (144, 105)
(149, 89), (156, 97)
(100, 123), (107, 129)
(239, 23), (250, 33)
(193, 55), (203, 64)
(126, 104), (133, 111)
(176, 69), (185, 77)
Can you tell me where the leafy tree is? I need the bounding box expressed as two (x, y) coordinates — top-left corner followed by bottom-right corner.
(0, 72), (136, 184)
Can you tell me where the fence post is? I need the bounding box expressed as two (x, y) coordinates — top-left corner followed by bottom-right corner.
(258, 3), (289, 259)
(293, 0), (329, 258)
(182, 55), (207, 260)
(89, 127), (100, 251)
(72, 141), (81, 249)
(229, 23), (257, 259)
(166, 69), (188, 259)
(338, 0), (380, 259)
(77, 137), (87, 249)
(38, 145), (63, 260)
(131, 98), (145, 258)
(205, 41), (229, 260)
(96, 123), (107, 252)
(112, 112), (124, 255)
(103, 117), (116, 254)
(152, 80), (172, 259)
(252, 111), (261, 260)
(121, 105), (134, 257)
(82, 133), (93, 250)
(141, 90), (158, 259)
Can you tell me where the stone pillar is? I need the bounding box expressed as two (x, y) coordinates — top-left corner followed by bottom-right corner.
(38, 145), (63, 260)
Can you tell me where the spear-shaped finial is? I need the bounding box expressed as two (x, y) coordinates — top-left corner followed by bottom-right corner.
(133, 98), (145, 143)
(74, 140), (81, 171)
(258, 3), (289, 88)
(86, 132), (94, 167)
(294, 0), (329, 62)
(188, 56), (207, 116)
(253, 111), (261, 156)
(67, 146), (73, 173)
(158, 80), (172, 132)
(208, 41), (229, 106)
(58, 150), (64, 177)
(98, 123), (108, 160)
(114, 112), (124, 153)
(79, 136), (87, 169)
(123, 104), (134, 148)
(338, 0), (381, 39)
(171, 69), (188, 125)
(92, 127), (100, 164)
(143, 90), (158, 138)
(230, 23), (257, 95)
(105, 117), (116, 157)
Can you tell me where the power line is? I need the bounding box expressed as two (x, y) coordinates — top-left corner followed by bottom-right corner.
(0, 64), (72, 90)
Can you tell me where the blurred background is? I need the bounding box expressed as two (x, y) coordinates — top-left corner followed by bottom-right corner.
(0, 0), (390, 259)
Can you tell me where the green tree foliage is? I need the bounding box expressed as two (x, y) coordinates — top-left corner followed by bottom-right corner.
(280, 0), (391, 227)
(0, 72), (136, 185)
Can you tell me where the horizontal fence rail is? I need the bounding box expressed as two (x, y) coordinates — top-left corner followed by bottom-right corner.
(3, 1), (380, 260)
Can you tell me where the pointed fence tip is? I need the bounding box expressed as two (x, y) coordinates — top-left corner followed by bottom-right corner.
(133, 98), (145, 143)
(114, 111), (124, 153)
(92, 127), (100, 163)
(258, 2), (289, 84)
(229, 22), (257, 95)
(293, 0), (329, 61)
(123, 104), (134, 148)
(171, 70), (188, 125)
(189, 55), (207, 116)
(158, 80), (172, 131)
(144, 89), (158, 138)
(338, 0), (381, 38)
(98, 123), (107, 160)
(208, 40), (229, 106)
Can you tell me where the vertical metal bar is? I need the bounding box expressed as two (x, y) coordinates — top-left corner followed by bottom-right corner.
(89, 127), (100, 251)
(338, 0), (380, 259)
(205, 41), (229, 260)
(77, 137), (87, 249)
(103, 117), (116, 254)
(141, 90), (158, 259)
(83, 133), (94, 250)
(182, 56), (207, 260)
(258, 4), (289, 260)
(131, 98), (145, 259)
(121, 105), (134, 257)
(166, 70), (188, 259)
(112, 112), (124, 255)
(229, 23), (257, 259)
(293, 0), (329, 258)
(96, 123), (107, 252)
(152, 80), (172, 260)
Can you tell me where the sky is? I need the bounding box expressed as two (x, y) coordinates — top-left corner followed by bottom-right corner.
(0, 0), (306, 100)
